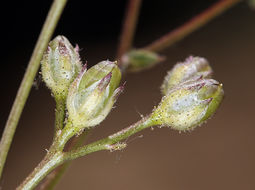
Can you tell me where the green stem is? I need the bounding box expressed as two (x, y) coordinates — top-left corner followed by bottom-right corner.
(17, 152), (65, 190)
(17, 116), (154, 189)
(39, 129), (91, 190)
(17, 122), (75, 190)
(0, 0), (68, 179)
(143, 0), (242, 52)
(55, 96), (66, 133)
(64, 115), (154, 161)
(116, 0), (143, 62)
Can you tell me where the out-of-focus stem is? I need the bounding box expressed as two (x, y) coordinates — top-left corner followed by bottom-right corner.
(144, 0), (242, 52)
(0, 0), (68, 179)
(116, 0), (143, 62)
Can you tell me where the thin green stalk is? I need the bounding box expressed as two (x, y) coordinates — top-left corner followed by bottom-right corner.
(39, 129), (91, 190)
(17, 116), (154, 189)
(64, 115), (154, 161)
(0, 0), (68, 178)
(116, 0), (143, 61)
(17, 151), (65, 190)
(17, 122), (74, 190)
(38, 0), (143, 187)
(54, 96), (66, 133)
(143, 0), (242, 52)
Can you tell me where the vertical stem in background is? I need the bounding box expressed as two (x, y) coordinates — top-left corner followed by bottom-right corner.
(0, 0), (68, 179)
(144, 0), (242, 52)
(116, 0), (143, 62)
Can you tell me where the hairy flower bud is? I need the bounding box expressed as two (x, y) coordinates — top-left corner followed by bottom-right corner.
(121, 49), (164, 72)
(66, 60), (123, 129)
(41, 35), (82, 98)
(161, 56), (212, 95)
(152, 79), (224, 131)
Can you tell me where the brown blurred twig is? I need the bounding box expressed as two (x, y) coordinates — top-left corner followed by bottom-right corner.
(144, 0), (242, 52)
(116, 0), (143, 61)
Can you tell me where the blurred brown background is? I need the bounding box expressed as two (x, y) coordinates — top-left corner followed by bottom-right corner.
(1, 0), (255, 189)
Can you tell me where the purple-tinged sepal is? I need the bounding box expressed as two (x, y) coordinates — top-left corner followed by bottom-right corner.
(151, 78), (224, 131)
(161, 56), (212, 95)
(66, 60), (122, 129)
(41, 35), (82, 98)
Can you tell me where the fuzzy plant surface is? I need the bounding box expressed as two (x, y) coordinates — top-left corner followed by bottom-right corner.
(16, 36), (224, 190)
(1, 0), (239, 189)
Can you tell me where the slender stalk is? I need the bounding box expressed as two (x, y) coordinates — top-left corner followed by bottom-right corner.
(0, 0), (68, 178)
(17, 116), (154, 189)
(39, 0), (143, 187)
(17, 152), (65, 190)
(55, 96), (66, 133)
(39, 161), (70, 190)
(64, 115), (154, 161)
(39, 129), (91, 190)
(144, 0), (242, 52)
(116, 0), (143, 61)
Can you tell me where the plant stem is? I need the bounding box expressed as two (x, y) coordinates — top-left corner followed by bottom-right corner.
(17, 116), (154, 189)
(64, 115), (154, 161)
(0, 0), (68, 179)
(55, 96), (66, 133)
(144, 0), (242, 52)
(17, 152), (65, 190)
(39, 129), (91, 190)
(116, 0), (143, 62)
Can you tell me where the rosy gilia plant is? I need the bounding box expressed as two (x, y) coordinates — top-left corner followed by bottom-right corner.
(17, 36), (224, 189)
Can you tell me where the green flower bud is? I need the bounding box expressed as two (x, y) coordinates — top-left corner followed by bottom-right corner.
(161, 56), (212, 95)
(122, 49), (164, 72)
(66, 60), (123, 129)
(41, 35), (82, 98)
(151, 79), (224, 131)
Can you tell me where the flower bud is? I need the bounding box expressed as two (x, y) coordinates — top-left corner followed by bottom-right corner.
(41, 35), (82, 98)
(151, 79), (224, 131)
(161, 56), (212, 95)
(121, 49), (164, 72)
(66, 60), (123, 129)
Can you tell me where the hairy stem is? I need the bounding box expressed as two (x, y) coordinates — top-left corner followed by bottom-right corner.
(0, 0), (68, 178)
(17, 116), (154, 189)
(116, 0), (143, 62)
(17, 152), (65, 190)
(39, 129), (91, 190)
(55, 96), (66, 133)
(144, 0), (242, 52)
(64, 115), (154, 161)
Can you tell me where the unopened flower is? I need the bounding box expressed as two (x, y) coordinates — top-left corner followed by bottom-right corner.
(41, 35), (82, 98)
(151, 79), (224, 131)
(121, 49), (164, 72)
(66, 60), (123, 129)
(161, 56), (212, 95)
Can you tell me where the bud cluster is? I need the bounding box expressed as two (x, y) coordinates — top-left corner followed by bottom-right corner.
(151, 56), (224, 131)
(41, 36), (123, 133)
